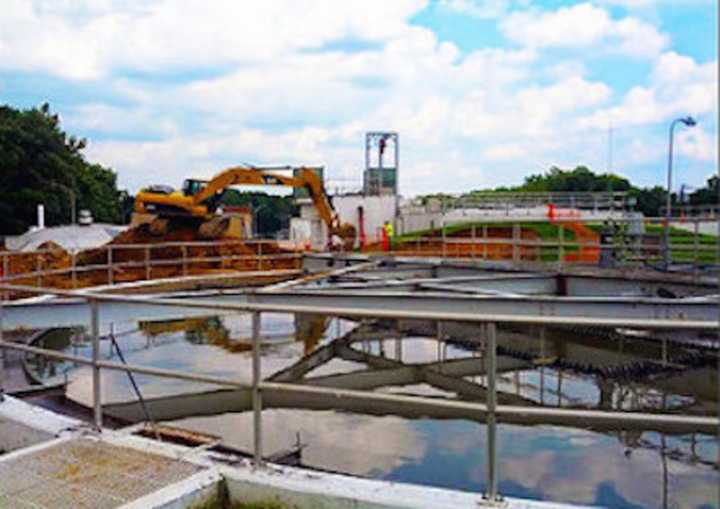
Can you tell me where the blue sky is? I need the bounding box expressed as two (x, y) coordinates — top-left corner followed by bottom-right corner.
(0, 0), (716, 195)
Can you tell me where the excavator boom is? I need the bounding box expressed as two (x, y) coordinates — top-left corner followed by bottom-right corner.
(191, 166), (339, 230)
(134, 165), (354, 246)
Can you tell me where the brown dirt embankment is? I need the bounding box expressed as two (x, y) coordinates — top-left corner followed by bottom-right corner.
(1, 223), (297, 296)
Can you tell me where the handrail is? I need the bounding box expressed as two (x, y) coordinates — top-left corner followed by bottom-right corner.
(0, 246), (302, 291)
(0, 282), (718, 503)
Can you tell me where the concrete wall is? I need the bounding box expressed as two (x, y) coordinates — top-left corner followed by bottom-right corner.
(397, 205), (636, 235)
(334, 195), (397, 246)
(671, 220), (719, 236)
(398, 211), (442, 234)
(290, 204), (329, 250)
(223, 464), (572, 509)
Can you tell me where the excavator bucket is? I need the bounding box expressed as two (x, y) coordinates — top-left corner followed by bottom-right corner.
(198, 216), (230, 239)
(335, 223), (357, 251)
(198, 215), (245, 239)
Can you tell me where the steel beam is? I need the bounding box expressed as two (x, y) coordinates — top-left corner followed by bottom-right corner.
(301, 274), (557, 295)
(5, 325), (701, 434)
(243, 289), (718, 324)
(1, 284), (717, 330)
(269, 342), (338, 382)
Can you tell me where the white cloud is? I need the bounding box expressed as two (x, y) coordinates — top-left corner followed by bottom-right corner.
(439, 0), (512, 18)
(677, 127), (717, 162)
(601, 0), (651, 5)
(612, 17), (668, 57)
(453, 76), (610, 142)
(501, 3), (613, 48)
(0, 0), (428, 80)
(65, 103), (178, 137)
(482, 143), (527, 161)
(598, 0), (713, 7)
(500, 2), (668, 58)
(1, 1), (715, 196)
(579, 52), (717, 129)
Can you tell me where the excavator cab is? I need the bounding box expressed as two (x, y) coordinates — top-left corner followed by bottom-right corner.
(182, 178), (225, 214)
(181, 179), (207, 197)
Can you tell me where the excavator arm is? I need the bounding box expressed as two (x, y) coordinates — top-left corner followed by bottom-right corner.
(134, 165), (355, 246)
(192, 166), (340, 231)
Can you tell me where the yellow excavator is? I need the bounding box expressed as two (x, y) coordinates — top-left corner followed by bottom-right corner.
(134, 165), (355, 246)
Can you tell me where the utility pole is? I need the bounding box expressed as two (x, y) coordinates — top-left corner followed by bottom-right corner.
(664, 116), (697, 269)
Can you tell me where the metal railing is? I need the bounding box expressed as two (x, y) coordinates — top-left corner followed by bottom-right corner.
(435, 191), (630, 213)
(0, 239), (302, 291)
(0, 283), (717, 503)
(661, 204), (720, 218)
(368, 217), (720, 274)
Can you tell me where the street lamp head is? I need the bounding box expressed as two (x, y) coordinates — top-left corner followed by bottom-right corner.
(681, 116), (697, 127)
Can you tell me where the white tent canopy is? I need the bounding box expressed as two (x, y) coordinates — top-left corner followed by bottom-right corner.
(5, 224), (126, 252)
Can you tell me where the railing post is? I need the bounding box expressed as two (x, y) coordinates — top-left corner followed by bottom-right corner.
(71, 252), (77, 289)
(483, 225), (488, 260)
(36, 255), (42, 287)
(145, 246), (151, 281)
(107, 246), (113, 285)
(471, 225), (476, 260)
(258, 241), (263, 271)
(558, 224), (565, 270)
(557, 369), (563, 406)
(539, 326), (546, 405)
(90, 298), (102, 430)
(441, 222), (446, 260)
(182, 245), (188, 277)
(252, 311), (263, 466)
(484, 322), (499, 502)
(512, 224), (520, 264)
(2, 253), (8, 284)
(0, 294), (5, 402)
(693, 219), (699, 279)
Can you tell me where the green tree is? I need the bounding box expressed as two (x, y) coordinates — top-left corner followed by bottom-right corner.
(420, 165), (719, 218)
(630, 186), (666, 217)
(689, 175), (719, 206)
(519, 166), (631, 192)
(0, 103), (126, 235)
(220, 190), (298, 236)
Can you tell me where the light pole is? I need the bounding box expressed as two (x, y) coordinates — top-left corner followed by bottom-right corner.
(664, 116), (696, 268)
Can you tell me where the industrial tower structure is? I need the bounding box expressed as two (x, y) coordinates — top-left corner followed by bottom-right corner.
(364, 131), (398, 196)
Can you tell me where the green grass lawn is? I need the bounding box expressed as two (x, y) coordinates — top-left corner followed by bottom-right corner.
(395, 221), (579, 261)
(397, 221), (577, 242)
(395, 220), (719, 264)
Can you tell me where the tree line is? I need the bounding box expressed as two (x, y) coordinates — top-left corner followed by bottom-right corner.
(1, 103), (716, 237)
(0, 103), (299, 237)
(423, 165), (718, 217)
(0, 103), (129, 235)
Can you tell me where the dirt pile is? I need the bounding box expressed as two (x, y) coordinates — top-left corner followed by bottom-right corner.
(76, 222), (297, 283)
(2, 222), (298, 295)
(1, 244), (70, 279)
